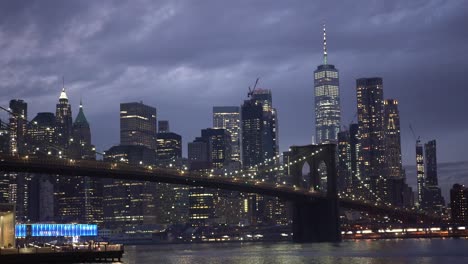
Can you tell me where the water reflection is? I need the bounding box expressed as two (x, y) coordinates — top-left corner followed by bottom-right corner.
(118, 238), (468, 264)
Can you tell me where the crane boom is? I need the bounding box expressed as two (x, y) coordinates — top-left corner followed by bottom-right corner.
(248, 78), (260, 98)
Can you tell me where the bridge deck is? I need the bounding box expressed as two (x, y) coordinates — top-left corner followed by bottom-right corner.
(0, 155), (440, 222)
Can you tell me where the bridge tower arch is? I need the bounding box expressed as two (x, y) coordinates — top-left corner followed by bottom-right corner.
(288, 144), (341, 242)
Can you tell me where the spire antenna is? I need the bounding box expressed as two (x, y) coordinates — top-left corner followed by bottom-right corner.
(62, 76), (65, 88)
(323, 23), (328, 65)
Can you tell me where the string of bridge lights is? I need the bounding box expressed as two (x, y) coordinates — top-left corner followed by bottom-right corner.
(221, 148), (325, 180)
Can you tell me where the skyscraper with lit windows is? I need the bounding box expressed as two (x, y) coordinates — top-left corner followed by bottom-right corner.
(356, 77), (384, 199)
(213, 106), (240, 162)
(314, 24), (340, 144)
(56, 87), (73, 151)
(120, 102), (157, 150)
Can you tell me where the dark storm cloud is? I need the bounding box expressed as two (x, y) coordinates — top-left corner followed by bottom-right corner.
(0, 1), (467, 176)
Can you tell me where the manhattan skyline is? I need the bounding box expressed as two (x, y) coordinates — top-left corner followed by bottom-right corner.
(0, 0), (467, 167)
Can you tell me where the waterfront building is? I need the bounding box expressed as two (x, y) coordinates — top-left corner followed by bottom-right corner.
(187, 139), (214, 226)
(103, 145), (157, 229)
(0, 204), (15, 248)
(69, 101), (103, 224)
(356, 77), (385, 200)
(450, 184), (468, 224)
(103, 102), (158, 230)
(213, 106), (240, 162)
(314, 24), (340, 144)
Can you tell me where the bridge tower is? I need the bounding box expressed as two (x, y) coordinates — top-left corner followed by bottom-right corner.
(288, 143), (341, 242)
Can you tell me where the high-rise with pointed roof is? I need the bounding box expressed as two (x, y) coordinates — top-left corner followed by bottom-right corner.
(56, 87), (73, 152)
(314, 24), (341, 144)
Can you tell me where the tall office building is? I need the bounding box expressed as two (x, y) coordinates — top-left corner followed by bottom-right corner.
(120, 102), (157, 150)
(187, 137), (214, 226)
(0, 119), (9, 154)
(383, 99), (403, 179)
(241, 89), (279, 169)
(349, 124), (361, 192)
(26, 113), (57, 156)
(424, 140), (438, 186)
(314, 24), (340, 144)
(70, 101), (95, 160)
(241, 99), (263, 168)
(356, 77), (385, 199)
(201, 128), (231, 169)
(241, 89), (279, 225)
(9, 99), (27, 156)
(103, 102), (158, 229)
(55, 88), (73, 151)
(337, 130), (351, 192)
(213, 106), (240, 162)
(421, 140), (445, 212)
(415, 139), (425, 205)
(156, 132), (182, 161)
(450, 184), (468, 224)
(69, 101), (103, 224)
(103, 145), (157, 229)
(252, 90), (279, 163)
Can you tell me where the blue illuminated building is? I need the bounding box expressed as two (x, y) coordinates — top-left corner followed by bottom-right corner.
(15, 224), (98, 238)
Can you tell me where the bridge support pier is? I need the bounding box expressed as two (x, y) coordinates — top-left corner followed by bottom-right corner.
(292, 198), (341, 243)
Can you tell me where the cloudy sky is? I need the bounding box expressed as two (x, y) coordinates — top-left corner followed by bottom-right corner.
(0, 0), (467, 189)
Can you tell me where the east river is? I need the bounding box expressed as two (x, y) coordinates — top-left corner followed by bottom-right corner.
(118, 238), (468, 264)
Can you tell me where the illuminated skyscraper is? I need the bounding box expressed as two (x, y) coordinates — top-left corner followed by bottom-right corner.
(156, 132), (182, 161)
(383, 99), (403, 180)
(55, 87), (73, 151)
(424, 140), (438, 186)
(421, 140), (445, 212)
(120, 102), (157, 150)
(356, 77), (384, 199)
(450, 184), (468, 224)
(314, 24), (340, 144)
(103, 102), (158, 229)
(241, 89), (279, 169)
(241, 99), (263, 168)
(70, 100), (95, 160)
(213, 106), (240, 162)
(26, 113), (57, 156)
(337, 130), (351, 192)
(69, 101), (103, 224)
(252, 90), (278, 163)
(415, 139), (425, 205)
(9, 99), (27, 156)
(201, 128), (231, 169)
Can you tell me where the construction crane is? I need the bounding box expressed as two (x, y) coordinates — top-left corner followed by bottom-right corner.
(247, 78), (260, 98)
(409, 124), (420, 144)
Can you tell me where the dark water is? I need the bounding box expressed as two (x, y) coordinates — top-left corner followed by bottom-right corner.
(119, 238), (468, 264)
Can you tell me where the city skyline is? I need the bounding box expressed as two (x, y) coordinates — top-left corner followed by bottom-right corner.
(0, 1), (467, 167)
